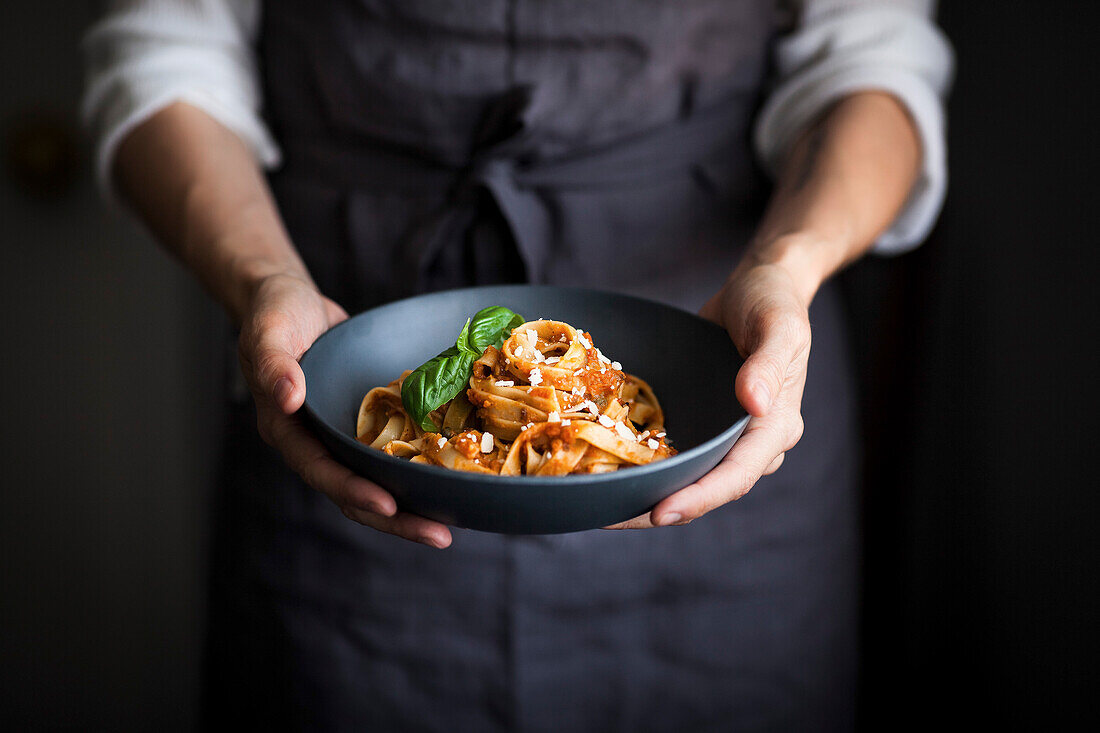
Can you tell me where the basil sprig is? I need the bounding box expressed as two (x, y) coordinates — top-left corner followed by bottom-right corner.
(401, 306), (525, 432)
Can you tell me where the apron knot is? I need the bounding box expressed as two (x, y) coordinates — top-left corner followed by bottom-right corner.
(450, 156), (518, 208)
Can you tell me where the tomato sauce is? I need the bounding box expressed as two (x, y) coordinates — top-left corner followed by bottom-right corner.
(578, 345), (625, 406)
(452, 430), (484, 460)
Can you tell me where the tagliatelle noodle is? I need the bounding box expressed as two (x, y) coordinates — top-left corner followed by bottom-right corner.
(355, 319), (675, 474)
(356, 373), (420, 449)
(500, 320), (587, 391)
(622, 374), (664, 429)
(467, 347), (564, 441)
(441, 394), (474, 433)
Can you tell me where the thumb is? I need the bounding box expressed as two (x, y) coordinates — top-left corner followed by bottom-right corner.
(247, 325), (308, 414)
(734, 309), (810, 417)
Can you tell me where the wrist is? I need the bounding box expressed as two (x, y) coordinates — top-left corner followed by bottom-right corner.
(740, 232), (845, 306)
(195, 223), (313, 323)
(227, 253), (315, 322)
(179, 179), (314, 324)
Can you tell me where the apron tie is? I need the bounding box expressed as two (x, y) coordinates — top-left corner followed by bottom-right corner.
(282, 90), (757, 294)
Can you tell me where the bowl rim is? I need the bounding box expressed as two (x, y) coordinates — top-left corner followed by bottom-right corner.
(299, 284), (749, 487)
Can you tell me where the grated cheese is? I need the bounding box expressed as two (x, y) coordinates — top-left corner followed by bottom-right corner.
(528, 368), (543, 386)
(598, 414), (615, 428)
(614, 422), (635, 441)
(494, 380), (515, 387)
(611, 361), (622, 371)
(547, 411), (561, 423)
(437, 437), (447, 449)
(481, 432), (495, 453)
(647, 438), (659, 450)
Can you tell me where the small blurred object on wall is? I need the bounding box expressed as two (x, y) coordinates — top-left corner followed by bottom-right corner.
(4, 108), (80, 200)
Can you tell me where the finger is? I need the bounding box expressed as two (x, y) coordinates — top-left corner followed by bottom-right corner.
(735, 309), (810, 417)
(342, 506), (453, 549)
(263, 407), (398, 517)
(602, 513), (657, 530)
(649, 417), (788, 525)
(263, 409), (451, 546)
(763, 451), (785, 475)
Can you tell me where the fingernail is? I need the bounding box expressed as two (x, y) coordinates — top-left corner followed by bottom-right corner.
(419, 535), (446, 549)
(657, 512), (682, 526)
(273, 377), (294, 407)
(366, 502), (388, 516)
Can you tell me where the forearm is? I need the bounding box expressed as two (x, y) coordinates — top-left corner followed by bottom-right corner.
(747, 91), (922, 305)
(113, 101), (310, 323)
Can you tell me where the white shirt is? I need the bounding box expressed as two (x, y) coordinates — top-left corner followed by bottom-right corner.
(82, 0), (953, 253)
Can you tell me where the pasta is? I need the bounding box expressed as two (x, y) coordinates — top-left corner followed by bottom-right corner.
(356, 319), (675, 475)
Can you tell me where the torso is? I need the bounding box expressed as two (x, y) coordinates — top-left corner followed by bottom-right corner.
(203, 3), (862, 730)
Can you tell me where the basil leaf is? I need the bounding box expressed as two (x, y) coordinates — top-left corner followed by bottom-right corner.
(466, 306), (525, 352)
(401, 345), (475, 432)
(455, 317), (479, 358)
(400, 306), (525, 432)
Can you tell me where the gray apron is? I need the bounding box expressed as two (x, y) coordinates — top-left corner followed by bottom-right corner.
(203, 2), (861, 730)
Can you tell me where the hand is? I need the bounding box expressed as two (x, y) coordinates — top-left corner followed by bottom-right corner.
(238, 272), (453, 548)
(607, 258), (812, 529)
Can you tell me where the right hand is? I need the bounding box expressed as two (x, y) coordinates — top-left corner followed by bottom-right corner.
(237, 272), (454, 549)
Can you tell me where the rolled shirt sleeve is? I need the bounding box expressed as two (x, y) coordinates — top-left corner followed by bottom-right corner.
(754, 0), (955, 253)
(81, 0), (280, 205)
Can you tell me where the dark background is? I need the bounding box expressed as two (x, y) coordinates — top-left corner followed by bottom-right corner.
(1, 1), (1097, 730)
(847, 2), (1099, 729)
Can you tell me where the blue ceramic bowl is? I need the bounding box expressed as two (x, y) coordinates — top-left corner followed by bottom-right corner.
(299, 285), (748, 534)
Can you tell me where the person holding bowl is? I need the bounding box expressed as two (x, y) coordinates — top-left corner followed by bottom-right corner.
(83, 0), (952, 729)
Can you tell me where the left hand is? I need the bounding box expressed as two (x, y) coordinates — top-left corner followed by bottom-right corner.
(606, 257), (812, 529)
